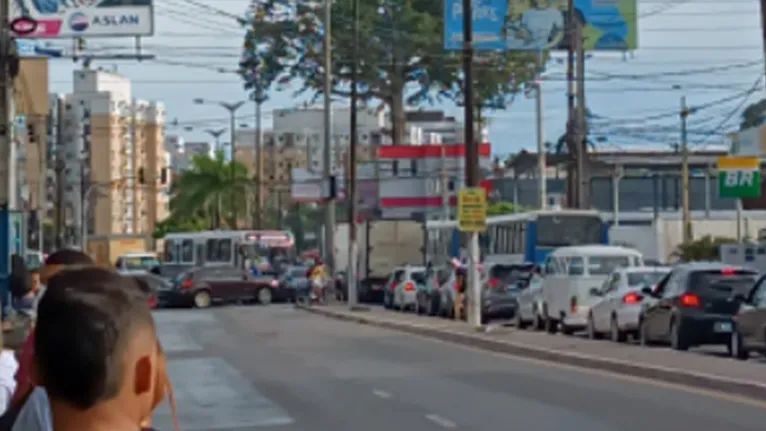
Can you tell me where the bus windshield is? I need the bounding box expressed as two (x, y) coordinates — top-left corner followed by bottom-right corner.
(536, 214), (603, 247)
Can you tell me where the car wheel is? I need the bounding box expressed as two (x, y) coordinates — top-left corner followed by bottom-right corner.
(193, 290), (212, 309)
(586, 314), (600, 340)
(532, 309), (544, 330)
(670, 319), (689, 351)
(257, 287), (273, 305)
(514, 310), (527, 329)
(730, 331), (749, 360)
(383, 293), (392, 309)
(610, 315), (627, 343)
(543, 307), (558, 334)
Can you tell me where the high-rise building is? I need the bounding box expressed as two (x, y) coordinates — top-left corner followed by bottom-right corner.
(55, 68), (169, 241)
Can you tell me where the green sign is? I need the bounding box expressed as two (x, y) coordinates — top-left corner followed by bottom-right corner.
(718, 157), (761, 198)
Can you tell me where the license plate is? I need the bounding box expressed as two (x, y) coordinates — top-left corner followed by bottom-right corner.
(714, 322), (732, 333)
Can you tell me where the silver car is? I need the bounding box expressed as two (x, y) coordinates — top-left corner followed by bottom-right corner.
(392, 266), (427, 311)
(514, 275), (545, 330)
(586, 266), (670, 342)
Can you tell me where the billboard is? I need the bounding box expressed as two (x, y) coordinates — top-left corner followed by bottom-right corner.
(9, 0), (154, 38)
(443, 0), (637, 51)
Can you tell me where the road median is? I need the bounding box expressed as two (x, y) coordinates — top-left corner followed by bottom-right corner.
(297, 304), (766, 401)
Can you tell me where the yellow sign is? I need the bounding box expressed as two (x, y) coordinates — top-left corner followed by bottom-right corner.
(717, 156), (760, 170)
(458, 188), (487, 232)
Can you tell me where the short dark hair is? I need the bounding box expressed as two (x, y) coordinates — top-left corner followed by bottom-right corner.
(44, 249), (94, 266)
(35, 267), (155, 410)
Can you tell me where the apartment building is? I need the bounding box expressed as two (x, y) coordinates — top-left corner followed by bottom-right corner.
(55, 68), (169, 241)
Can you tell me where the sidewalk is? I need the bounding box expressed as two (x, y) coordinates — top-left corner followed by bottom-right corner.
(298, 304), (766, 400)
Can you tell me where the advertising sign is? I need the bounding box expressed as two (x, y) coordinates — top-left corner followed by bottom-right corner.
(10, 0), (154, 38)
(717, 157), (761, 199)
(457, 188), (487, 232)
(728, 125), (766, 157)
(444, 0), (637, 51)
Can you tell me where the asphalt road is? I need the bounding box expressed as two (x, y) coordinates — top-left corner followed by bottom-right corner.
(152, 305), (766, 431)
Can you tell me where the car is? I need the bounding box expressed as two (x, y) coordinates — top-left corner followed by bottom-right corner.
(392, 266), (428, 311)
(128, 273), (169, 309)
(638, 262), (758, 351)
(514, 275), (545, 330)
(730, 274), (766, 360)
(480, 263), (527, 323)
(416, 266), (449, 315)
(277, 266), (311, 302)
(161, 266), (280, 308)
(586, 266), (671, 342)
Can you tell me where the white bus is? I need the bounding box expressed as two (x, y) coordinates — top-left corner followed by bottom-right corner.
(162, 230), (296, 269)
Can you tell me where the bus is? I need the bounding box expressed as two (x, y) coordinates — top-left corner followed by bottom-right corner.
(162, 230), (296, 271)
(425, 210), (608, 266)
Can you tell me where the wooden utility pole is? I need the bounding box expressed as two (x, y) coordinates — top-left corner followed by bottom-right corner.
(575, 20), (588, 209)
(347, 0), (360, 308)
(565, 0), (577, 207)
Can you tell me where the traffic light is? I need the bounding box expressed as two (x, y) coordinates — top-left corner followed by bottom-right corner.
(137, 167), (145, 184)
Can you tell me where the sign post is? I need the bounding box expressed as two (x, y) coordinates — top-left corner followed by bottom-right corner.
(457, 188), (487, 232)
(717, 157), (761, 198)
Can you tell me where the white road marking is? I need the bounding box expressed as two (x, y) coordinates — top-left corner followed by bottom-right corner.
(425, 414), (456, 428)
(372, 389), (392, 399)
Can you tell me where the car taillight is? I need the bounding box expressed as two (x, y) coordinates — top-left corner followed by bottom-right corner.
(570, 296), (577, 313)
(181, 279), (193, 289)
(271, 279), (279, 288)
(404, 282), (415, 291)
(680, 293), (701, 308)
(622, 292), (643, 304)
(721, 267), (736, 275)
(488, 278), (500, 289)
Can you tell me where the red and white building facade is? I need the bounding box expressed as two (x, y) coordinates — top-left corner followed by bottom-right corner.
(376, 143), (492, 220)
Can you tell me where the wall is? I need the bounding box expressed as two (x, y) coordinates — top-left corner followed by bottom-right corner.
(14, 59), (48, 117)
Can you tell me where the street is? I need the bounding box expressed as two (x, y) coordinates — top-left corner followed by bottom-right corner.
(152, 305), (766, 431)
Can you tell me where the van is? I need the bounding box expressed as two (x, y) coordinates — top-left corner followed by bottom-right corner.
(540, 245), (643, 335)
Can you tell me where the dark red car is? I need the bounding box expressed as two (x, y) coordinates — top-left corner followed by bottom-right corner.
(161, 266), (279, 308)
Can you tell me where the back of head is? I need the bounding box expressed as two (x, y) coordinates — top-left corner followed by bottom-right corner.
(35, 267), (155, 410)
(10, 254), (31, 297)
(44, 249), (94, 266)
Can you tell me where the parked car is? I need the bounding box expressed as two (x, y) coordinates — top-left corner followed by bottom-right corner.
(514, 275), (545, 330)
(541, 245), (644, 335)
(392, 266), (428, 311)
(731, 274), (766, 359)
(383, 266), (424, 309)
(115, 253), (161, 275)
(586, 266), (671, 342)
(638, 262), (758, 351)
(416, 266), (449, 315)
(161, 266), (280, 308)
(128, 273), (168, 309)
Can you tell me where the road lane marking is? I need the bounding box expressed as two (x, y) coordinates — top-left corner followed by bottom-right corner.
(425, 414), (456, 428)
(372, 389), (393, 399)
(312, 310), (766, 409)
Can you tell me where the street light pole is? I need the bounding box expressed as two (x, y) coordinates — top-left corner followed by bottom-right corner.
(322, 0), (336, 276)
(204, 128), (226, 154)
(680, 95), (692, 243)
(252, 85), (267, 230)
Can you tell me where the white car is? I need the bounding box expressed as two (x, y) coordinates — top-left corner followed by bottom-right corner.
(586, 266), (671, 342)
(514, 275), (545, 330)
(392, 266), (427, 311)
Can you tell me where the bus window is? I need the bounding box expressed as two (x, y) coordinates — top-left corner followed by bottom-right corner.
(164, 240), (176, 263)
(181, 239), (194, 264)
(218, 239), (232, 262)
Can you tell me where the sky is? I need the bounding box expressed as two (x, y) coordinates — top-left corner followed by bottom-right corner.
(39, 0), (766, 161)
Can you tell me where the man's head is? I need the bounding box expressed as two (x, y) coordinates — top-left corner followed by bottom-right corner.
(29, 269), (41, 294)
(40, 248), (94, 284)
(35, 267), (160, 423)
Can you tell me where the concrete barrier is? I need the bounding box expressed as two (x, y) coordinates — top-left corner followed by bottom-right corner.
(297, 304), (766, 401)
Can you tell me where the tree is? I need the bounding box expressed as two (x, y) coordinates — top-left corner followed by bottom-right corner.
(152, 217), (207, 240)
(672, 235), (736, 262)
(241, 0), (541, 145)
(170, 152), (253, 229)
(487, 201), (525, 216)
(740, 98), (766, 130)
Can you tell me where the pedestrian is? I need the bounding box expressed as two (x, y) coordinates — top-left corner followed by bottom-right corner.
(33, 267), (167, 431)
(0, 328), (18, 416)
(454, 267), (467, 321)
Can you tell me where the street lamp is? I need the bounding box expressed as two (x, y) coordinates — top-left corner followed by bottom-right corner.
(204, 128), (226, 154)
(193, 98), (246, 228)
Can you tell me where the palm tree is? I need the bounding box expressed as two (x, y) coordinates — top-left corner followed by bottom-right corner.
(740, 98), (766, 130)
(170, 151), (253, 229)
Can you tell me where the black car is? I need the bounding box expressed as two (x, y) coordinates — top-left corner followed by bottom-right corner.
(130, 273), (171, 308)
(730, 274), (766, 359)
(638, 262), (758, 351)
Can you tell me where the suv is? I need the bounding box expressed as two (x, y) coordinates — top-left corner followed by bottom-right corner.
(638, 262), (758, 351)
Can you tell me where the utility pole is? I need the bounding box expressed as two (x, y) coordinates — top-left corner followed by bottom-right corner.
(322, 0), (336, 276)
(254, 93), (265, 230)
(347, 0), (360, 309)
(461, 0), (481, 328)
(534, 56), (546, 209)
(0, 0), (14, 212)
(760, 0), (766, 77)
(680, 95), (693, 243)
(54, 160), (65, 249)
(224, 102), (244, 229)
(565, 1), (577, 208)
(440, 144), (450, 219)
(575, 21), (588, 209)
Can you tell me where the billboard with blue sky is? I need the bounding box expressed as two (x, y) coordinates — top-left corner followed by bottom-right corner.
(444, 0), (637, 51)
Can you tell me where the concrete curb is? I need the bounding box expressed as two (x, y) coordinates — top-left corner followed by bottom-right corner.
(297, 304), (766, 401)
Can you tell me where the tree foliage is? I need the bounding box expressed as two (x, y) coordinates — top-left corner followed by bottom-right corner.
(672, 235), (736, 262)
(241, 0), (542, 144)
(740, 98), (766, 131)
(487, 201), (526, 215)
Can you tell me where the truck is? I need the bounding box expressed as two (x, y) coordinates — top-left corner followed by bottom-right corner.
(86, 234), (150, 267)
(331, 220), (424, 302)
